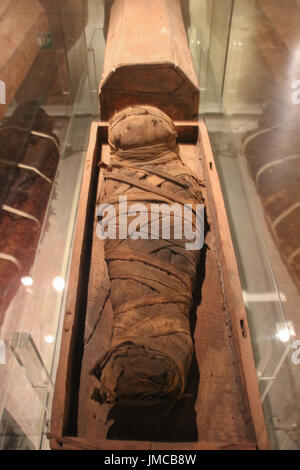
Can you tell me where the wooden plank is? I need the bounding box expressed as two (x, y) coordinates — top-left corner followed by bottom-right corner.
(99, 0), (199, 121)
(51, 122), (101, 437)
(198, 122), (270, 450)
(49, 435), (256, 450)
(150, 441), (257, 450)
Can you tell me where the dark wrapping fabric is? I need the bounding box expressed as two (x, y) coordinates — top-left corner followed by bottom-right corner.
(0, 101), (60, 324)
(92, 106), (205, 406)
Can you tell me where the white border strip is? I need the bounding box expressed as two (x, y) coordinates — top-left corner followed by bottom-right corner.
(242, 125), (282, 154)
(2, 204), (40, 225)
(0, 159), (52, 184)
(288, 246), (300, 265)
(31, 130), (60, 152)
(0, 252), (22, 270)
(272, 201), (300, 228)
(0, 125), (60, 151)
(256, 154), (300, 185)
(18, 163), (52, 184)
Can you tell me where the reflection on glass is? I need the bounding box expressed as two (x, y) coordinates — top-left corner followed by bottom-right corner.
(21, 277), (34, 287)
(276, 321), (296, 344)
(0, 0), (106, 450)
(189, 0), (300, 450)
(44, 335), (54, 345)
(52, 276), (65, 292)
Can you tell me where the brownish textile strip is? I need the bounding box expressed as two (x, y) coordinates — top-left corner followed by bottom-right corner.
(103, 172), (196, 208)
(114, 295), (192, 317)
(105, 249), (192, 291)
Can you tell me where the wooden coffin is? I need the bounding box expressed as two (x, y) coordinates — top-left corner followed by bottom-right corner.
(49, 121), (269, 450)
(99, 0), (199, 121)
(0, 0), (49, 120)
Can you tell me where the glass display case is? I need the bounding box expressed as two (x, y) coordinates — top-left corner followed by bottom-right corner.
(188, 0), (300, 450)
(0, 0), (105, 449)
(0, 0), (299, 450)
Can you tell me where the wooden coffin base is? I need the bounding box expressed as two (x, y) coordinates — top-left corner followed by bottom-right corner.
(49, 122), (269, 450)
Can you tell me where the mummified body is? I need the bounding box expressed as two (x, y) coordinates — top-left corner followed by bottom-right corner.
(92, 106), (205, 406)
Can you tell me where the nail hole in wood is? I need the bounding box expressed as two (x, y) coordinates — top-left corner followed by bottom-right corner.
(240, 319), (247, 338)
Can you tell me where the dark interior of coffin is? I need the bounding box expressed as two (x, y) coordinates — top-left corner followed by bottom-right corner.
(63, 124), (256, 445)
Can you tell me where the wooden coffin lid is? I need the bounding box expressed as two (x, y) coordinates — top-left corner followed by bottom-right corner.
(99, 0), (199, 121)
